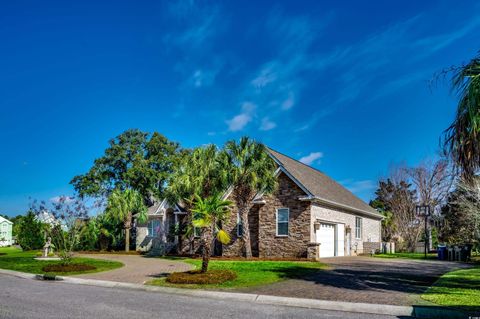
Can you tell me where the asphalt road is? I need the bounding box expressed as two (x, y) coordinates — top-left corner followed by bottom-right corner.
(0, 275), (409, 319)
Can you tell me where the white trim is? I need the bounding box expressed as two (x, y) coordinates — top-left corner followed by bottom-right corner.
(275, 208), (289, 237)
(355, 217), (362, 240)
(300, 196), (383, 219)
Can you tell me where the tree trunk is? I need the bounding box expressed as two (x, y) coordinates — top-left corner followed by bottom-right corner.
(124, 212), (132, 252)
(200, 229), (211, 273)
(239, 205), (252, 258)
(125, 227), (130, 252)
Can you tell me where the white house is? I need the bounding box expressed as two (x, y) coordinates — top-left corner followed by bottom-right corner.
(0, 216), (13, 247)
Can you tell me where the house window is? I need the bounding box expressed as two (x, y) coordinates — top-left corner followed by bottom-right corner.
(276, 208), (289, 236)
(193, 226), (201, 238)
(355, 217), (362, 239)
(147, 219), (161, 237)
(237, 212), (243, 237)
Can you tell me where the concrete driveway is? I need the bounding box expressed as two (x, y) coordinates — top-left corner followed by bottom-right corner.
(242, 256), (471, 306)
(74, 254), (193, 284)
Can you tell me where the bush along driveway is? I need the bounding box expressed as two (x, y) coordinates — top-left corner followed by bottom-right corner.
(0, 247), (123, 276)
(147, 258), (328, 289)
(240, 256), (472, 306)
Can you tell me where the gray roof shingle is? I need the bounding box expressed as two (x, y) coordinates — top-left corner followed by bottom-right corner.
(267, 148), (381, 217)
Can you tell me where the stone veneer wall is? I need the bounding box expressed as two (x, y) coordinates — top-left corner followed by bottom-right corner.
(222, 199), (260, 257)
(310, 203), (381, 255)
(257, 173), (312, 258)
(222, 172), (312, 258)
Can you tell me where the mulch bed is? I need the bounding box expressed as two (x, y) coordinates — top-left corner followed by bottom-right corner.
(166, 269), (237, 284)
(42, 264), (97, 273)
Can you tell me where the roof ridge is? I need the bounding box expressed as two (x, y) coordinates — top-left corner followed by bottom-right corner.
(266, 146), (379, 216)
(267, 146), (330, 176)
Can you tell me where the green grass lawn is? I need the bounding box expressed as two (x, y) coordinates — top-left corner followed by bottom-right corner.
(373, 252), (437, 260)
(421, 267), (480, 312)
(0, 247), (123, 276)
(147, 258), (328, 289)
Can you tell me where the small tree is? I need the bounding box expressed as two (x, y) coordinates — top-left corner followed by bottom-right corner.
(191, 194), (232, 273)
(31, 196), (89, 264)
(105, 189), (147, 252)
(446, 177), (480, 249)
(16, 211), (44, 250)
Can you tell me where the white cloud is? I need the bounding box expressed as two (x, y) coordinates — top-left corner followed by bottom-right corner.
(226, 102), (256, 132)
(191, 68), (219, 88)
(299, 152), (323, 165)
(281, 91), (295, 110)
(251, 66), (277, 88)
(259, 117), (277, 131)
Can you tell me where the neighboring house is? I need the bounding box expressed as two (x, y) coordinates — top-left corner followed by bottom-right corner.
(0, 216), (13, 247)
(136, 148), (383, 258)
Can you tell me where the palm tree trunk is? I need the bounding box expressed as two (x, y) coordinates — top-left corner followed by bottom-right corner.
(239, 206), (252, 258)
(124, 212), (132, 252)
(125, 227), (130, 252)
(201, 229), (211, 273)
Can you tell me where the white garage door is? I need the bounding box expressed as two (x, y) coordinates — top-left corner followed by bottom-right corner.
(317, 223), (336, 257)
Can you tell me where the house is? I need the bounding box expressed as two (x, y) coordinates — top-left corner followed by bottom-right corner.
(0, 216), (13, 247)
(136, 148), (383, 258)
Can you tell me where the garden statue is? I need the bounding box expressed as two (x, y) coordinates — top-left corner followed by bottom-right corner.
(43, 237), (52, 257)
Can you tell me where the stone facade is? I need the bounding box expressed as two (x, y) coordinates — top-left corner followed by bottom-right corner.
(223, 172), (312, 258)
(310, 203), (381, 255)
(222, 198), (260, 257)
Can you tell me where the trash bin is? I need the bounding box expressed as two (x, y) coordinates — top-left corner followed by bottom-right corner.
(437, 245), (447, 260)
(460, 244), (473, 262)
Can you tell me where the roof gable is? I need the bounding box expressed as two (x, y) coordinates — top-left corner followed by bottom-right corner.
(267, 148), (381, 217)
(0, 216), (13, 224)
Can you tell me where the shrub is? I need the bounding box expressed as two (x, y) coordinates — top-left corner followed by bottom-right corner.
(42, 264), (96, 273)
(16, 211), (45, 250)
(166, 269), (237, 284)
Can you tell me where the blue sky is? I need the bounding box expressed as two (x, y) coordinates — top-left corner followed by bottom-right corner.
(1, 1), (479, 216)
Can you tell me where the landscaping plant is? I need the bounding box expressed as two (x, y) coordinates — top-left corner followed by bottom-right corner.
(31, 196), (89, 265)
(442, 53), (480, 180)
(223, 137), (277, 258)
(165, 144), (228, 254)
(105, 189), (147, 252)
(190, 194), (232, 273)
(15, 211), (45, 250)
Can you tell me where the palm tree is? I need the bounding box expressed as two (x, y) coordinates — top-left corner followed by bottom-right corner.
(223, 137), (277, 258)
(106, 189), (147, 252)
(191, 194), (232, 272)
(443, 54), (480, 180)
(166, 145), (228, 205)
(165, 145), (228, 253)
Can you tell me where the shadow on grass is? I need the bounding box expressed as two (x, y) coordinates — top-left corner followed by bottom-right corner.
(413, 304), (480, 318)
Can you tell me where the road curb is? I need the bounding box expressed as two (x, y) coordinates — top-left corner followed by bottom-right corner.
(4, 268), (475, 318)
(1, 268), (413, 316)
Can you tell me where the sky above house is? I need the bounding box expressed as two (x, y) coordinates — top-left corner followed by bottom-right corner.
(1, 1), (479, 216)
